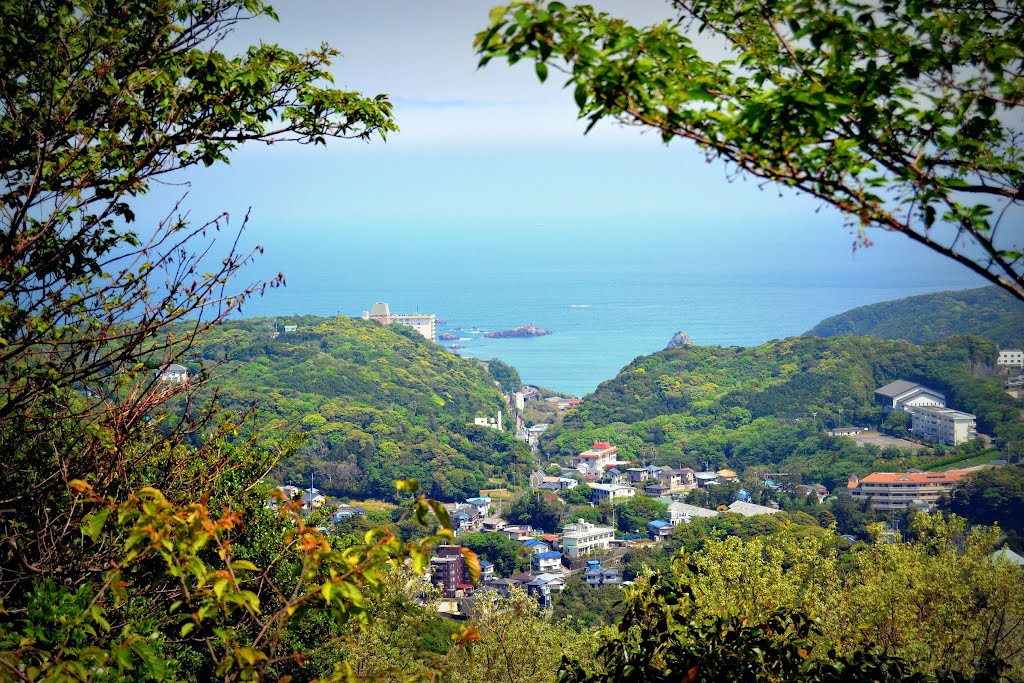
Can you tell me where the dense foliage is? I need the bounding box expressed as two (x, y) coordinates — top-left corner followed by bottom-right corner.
(539, 335), (1022, 489)
(565, 513), (1023, 681)
(477, 0), (1024, 300)
(946, 465), (1024, 551)
(807, 286), (1024, 348)
(183, 315), (533, 502)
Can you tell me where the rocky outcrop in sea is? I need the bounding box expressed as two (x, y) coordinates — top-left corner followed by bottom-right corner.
(666, 331), (694, 349)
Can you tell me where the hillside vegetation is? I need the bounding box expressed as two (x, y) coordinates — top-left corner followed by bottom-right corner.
(181, 316), (531, 501)
(806, 286), (1024, 348)
(540, 335), (1023, 489)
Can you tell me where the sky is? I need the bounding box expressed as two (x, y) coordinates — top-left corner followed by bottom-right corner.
(136, 0), (989, 307)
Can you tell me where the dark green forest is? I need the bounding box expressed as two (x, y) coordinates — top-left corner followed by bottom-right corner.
(176, 315), (531, 501)
(806, 286), (1024, 348)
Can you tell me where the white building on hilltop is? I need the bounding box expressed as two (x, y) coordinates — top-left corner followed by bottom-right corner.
(362, 302), (436, 341)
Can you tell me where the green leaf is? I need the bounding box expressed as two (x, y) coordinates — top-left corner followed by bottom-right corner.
(536, 61), (549, 82)
(574, 83), (587, 109)
(395, 479), (420, 493)
(82, 506), (110, 543)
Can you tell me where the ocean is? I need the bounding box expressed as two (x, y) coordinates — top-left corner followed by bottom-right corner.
(225, 217), (985, 397)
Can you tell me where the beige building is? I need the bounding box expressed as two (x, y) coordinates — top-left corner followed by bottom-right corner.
(909, 406), (977, 445)
(362, 302), (436, 341)
(561, 520), (615, 558)
(847, 470), (971, 512)
(998, 349), (1024, 369)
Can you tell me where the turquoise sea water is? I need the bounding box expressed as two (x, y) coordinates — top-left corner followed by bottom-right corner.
(226, 218), (984, 397)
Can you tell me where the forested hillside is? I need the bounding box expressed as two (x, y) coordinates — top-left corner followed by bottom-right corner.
(180, 316), (531, 501)
(806, 286), (1024, 347)
(540, 335), (1022, 489)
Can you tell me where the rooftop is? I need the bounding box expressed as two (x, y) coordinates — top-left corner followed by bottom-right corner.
(856, 470), (971, 485)
(727, 500), (781, 517)
(875, 379), (924, 397)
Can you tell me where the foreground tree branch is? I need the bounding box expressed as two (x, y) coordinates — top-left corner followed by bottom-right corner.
(476, 0), (1024, 300)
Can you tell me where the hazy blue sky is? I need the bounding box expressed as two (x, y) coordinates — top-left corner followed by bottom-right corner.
(136, 1), (987, 300)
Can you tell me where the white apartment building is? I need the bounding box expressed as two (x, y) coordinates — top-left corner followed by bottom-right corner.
(589, 483), (636, 504)
(998, 349), (1024, 369)
(560, 520), (615, 558)
(909, 406), (977, 445)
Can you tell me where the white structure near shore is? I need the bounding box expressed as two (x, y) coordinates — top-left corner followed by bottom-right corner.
(362, 302), (436, 341)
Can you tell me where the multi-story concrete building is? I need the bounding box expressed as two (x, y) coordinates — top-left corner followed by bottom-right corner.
(560, 519), (615, 558)
(362, 302), (436, 341)
(588, 483), (636, 504)
(909, 406), (977, 445)
(574, 441), (620, 472)
(998, 349), (1024, 369)
(430, 545), (474, 598)
(847, 470), (971, 512)
(874, 380), (946, 413)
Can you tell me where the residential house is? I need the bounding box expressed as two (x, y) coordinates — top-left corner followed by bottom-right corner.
(909, 406), (977, 445)
(626, 467), (651, 484)
(481, 517), (507, 532)
(561, 519), (615, 558)
(275, 485), (301, 502)
(330, 504), (366, 522)
(695, 471), (719, 488)
(157, 363), (189, 383)
(647, 520), (673, 540)
(657, 468), (695, 492)
(300, 491), (326, 511)
(875, 380), (946, 413)
(589, 483), (636, 504)
(794, 484), (829, 504)
(716, 468), (739, 483)
(532, 551), (563, 573)
(557, 398), (582, 411)
(499, 525), (533, 541)
(466, 496), (492, 517)
(643, 483), (671, 498)
(520, 538), (551, 555)
(584, 560), (622, 588)
(525, 573), (566, 608)
(526, 423), (550, 447)
(666, 502), (719, 525)
(451, 508), (482, 536)
(604, 468), (627, 485)
(726, 500), (781, 517)
(479, 560), (495, 582)
(847, 470), (971, 512)
(482, 577), (523, 598)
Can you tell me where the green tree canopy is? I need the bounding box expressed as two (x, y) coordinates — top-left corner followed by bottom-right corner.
(477, 0), (1024, 300)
